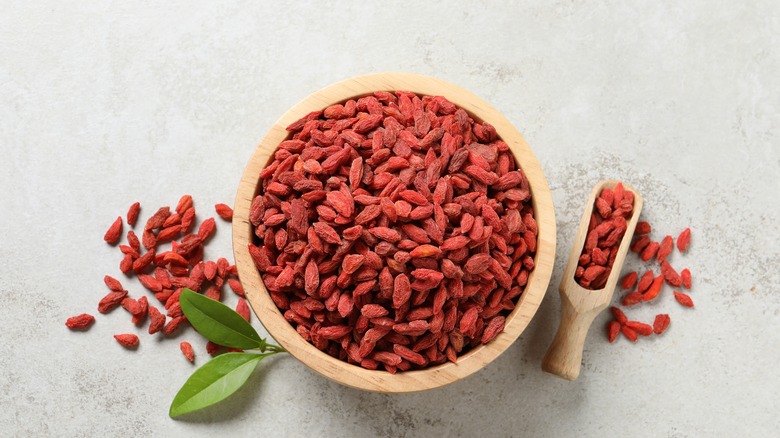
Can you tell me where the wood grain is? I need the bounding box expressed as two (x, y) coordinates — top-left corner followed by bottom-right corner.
(232, 72), (556, 392)
(542, 180), (643, 381)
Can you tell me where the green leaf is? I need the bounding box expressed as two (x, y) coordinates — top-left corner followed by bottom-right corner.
(179, 288), (263, 349)
(169, 352), (270, 417)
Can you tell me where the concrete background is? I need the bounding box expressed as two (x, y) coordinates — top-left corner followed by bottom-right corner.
(1, 1), (778, 436)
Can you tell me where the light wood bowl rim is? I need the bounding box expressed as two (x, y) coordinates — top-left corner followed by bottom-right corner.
(232, 72), (556, 393)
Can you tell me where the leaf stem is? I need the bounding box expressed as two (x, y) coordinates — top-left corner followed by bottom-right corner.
(265, 344), (286, 353)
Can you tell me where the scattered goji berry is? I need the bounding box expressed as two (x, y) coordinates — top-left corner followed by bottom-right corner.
(608, 320), (620, 343)
(673, 291), (694, 308)
(621, 325), (638, 342)
(657, 235), (673, 263)
(621, 292), (643, 306)
(642, 276), (664, 302)
(65, 314), (95, 330)
(661, 261), (682, 287)
(98, 290), (128, 313)
(630, 236), (651, 253)
(677, 227), (691, 252)
(215, 203), (233, 221)
(609, 218), (693, 347)
(131, 296), (148, 324)
(180, 341), (195, 363)
(104, 216), (123, 244)
(620, 272), (637, 290)
(77, 195), (244, 363)
(625, 321), (653, 336)
(227, 278), (245, 297)
(114, 334), (139, 348)
(653, 314), (671, 334)
(127, 202), (141, 227)
(206, 341), (223, 356)
(236, 298), (251, 322)
(681, 268), (692, 289)
(147, 300), (167, 328)
(104, 275), (124, 292)
(636, 270), (654, 293)
(634, 221), (651, 235)
(610, 306), (628, 325)
(164, 316), (186, 335)
(640, 241), (659, 262)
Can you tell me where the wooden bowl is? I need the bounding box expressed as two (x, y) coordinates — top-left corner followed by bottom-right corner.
(233, 73), (556, 392)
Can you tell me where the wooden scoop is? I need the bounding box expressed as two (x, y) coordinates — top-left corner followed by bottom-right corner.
(542, 180), (643, 380)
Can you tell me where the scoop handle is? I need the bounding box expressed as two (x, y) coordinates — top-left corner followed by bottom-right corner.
(541, 291), (599, 381)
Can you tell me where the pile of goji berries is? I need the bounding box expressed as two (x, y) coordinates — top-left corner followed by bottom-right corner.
(66, 196), (248, 362)
(249, 91), (537, 373)
(574, 182), (633, 290)
(608, 221), (693, 343)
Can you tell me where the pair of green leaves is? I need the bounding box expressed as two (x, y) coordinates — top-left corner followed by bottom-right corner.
(169, 289), (285, 418)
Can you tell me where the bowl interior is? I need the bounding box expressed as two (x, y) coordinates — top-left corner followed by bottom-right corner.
(232, 73), (556, 392)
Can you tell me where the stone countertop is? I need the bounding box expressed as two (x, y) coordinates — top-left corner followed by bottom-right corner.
(1, 1), (778, 436)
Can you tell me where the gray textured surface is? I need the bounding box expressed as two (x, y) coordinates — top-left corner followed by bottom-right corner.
(1, 1), (779, 436)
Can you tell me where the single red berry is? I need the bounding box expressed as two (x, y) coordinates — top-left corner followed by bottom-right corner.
(653, 314), (671, 334)
(114, 333), (139, 348)
(180, 341), (195, 363)
(608, 320), (621, 343)
(674, 291), (694, 307)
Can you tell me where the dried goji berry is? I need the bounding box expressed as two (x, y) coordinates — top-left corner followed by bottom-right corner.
(176, 195), (193, 215)
(236, 298), (251, 322)
(121, 297), (143, 316)
(145, 207), (171, 231)
(481, 316), (505, 343)
(104, 216), (123, 244)
(661, 261), (682, 287)
(464, 254), (492, 274)
(640, 241), (659, 262)
(620, 325), (638, 342)
(163, 316), (186, 335)
(104, 275), (124, 292)
(66, 314), (95, 330)
(127, 230), (141, 252)
(677, 227), (691, 252)
(197, 218), (216, 242)
(634, 221), (651, 235)
(98, 290), (128, 313)
(621, 292), (643, 306)
(642, 276), (664, 302)
(657, 235), (673, 263)
(607, 320), (620, 343)
(681, 268), (692, 289)
(620, 272), (637, 290)
(653, 314), (671, 334)
(180, 341), (195, 363)
(131, 296), (148, 324)
(157, 225), (181, 242)
(215, 203), (233, 221)
(114, 334), (139, 348)
(673, 291), (694, 308)
(610, 306), (628, 325)
(127, 202), (141, 227)
(625, 320), (653, 336)
(636, 270), (654, 293)
(630, 235), (651, 253)
(206, 340), (223, 356)
(148, 306), (166, 334)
